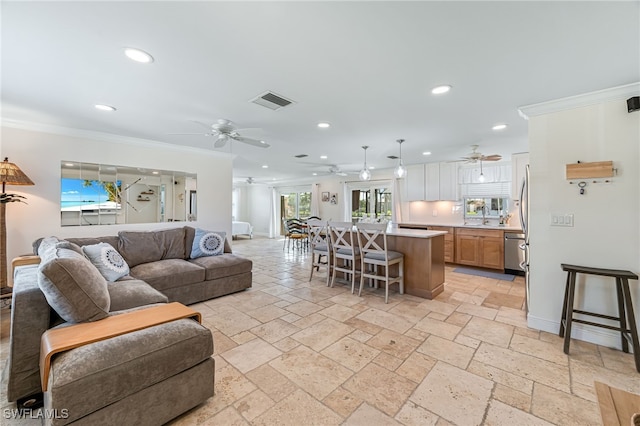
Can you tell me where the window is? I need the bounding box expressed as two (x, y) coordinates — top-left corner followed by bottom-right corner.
(281, 191), (311, 220)
(350, 185), (392, 223)
(464, 197), (510, 219)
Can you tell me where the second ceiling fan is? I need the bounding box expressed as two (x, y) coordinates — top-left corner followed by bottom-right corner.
(460, 145), (502, 163)
(172, 119), (270, 149)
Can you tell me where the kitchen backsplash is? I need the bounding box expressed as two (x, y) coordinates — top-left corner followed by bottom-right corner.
(406, 200), (522, 228)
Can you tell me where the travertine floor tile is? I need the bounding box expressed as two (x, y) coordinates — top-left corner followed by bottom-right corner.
(396, 351), (437, 383)
(366, 328), (421, 360)
(413, 316), (461, 340)
(269, 345), (353, 399)
(207, 406), (249, 425)
(209, 364), (257, 416)
(456, 302), (498, 320)
(222, 338), (282, 373)
(290, 317), (354, 351)
(322, 387), (363, 418)
(284, 299), (324, 316)
(245, 364), (297, 403)
(343, 403), (402, 425)
(321, 336), (380, 372)
(355, 308), (414, 334)
(484, 399), (552, 426)
(467, 360), (534, 395)
(531, 383), (600, 425)
(461, 316), (514, 348)
(492, 383), (531, 412)
(395, 402), (439, 426)
(416, 335), (475, 369)
(246, 304), (288, 322)
(249, 318), (300, 344)
(343, 363), (417, 417)
(509, 333), (568, 365)
(252, 389), (342, 426)
(318, 303), (360, 321)
(410, 362), (493, 426)
(233, 390), (275, 422)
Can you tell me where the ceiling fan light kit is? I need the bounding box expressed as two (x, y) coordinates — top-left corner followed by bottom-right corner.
(359, 145), (371, 181)
(393, 139), (407, 179)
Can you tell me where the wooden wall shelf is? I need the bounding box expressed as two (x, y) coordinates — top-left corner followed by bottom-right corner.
(566, 161), (614, 180)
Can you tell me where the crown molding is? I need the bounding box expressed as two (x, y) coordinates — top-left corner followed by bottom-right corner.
(1, 118), (232, 159)
(518, 82), (640, 120)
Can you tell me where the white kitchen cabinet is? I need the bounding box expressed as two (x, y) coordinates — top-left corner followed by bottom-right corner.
(425, 163), (440, 201)
(511, 153), (529, 200)
(439, 162), (459, 200)
(406, 164), (426, 201)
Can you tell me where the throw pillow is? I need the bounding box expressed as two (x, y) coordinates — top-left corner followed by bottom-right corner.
(38, 247), (110, 323)
(82, 242), (130, 282)
(190, 228), (226, 259)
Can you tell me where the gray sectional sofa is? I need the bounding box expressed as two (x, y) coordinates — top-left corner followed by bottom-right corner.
(5, 226), (253, 425)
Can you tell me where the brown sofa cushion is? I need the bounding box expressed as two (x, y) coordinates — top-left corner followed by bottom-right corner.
(189, 254), (252, 280)
(129, 259), (205, 291)
(117, 231), (164, 267)
(38, 247), (110, 323)
(65, 236), (120, 251)
(156, 227), (187, 260)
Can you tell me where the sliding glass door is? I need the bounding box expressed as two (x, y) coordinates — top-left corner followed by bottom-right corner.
(280, 191), (311, 233)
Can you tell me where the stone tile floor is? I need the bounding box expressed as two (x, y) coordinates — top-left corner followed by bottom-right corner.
(1, 236), (638, 425)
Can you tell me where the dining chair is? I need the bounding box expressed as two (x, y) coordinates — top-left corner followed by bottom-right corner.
(355, 222), (404, 303)
(307, 219), (331, 285)
(327, 221), (361, 293)
(286, 218), (308, 251)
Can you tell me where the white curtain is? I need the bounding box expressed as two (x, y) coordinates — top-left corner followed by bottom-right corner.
(268, 187), (279, 238)
(391, 178), (404, 224)
(310, 183), (320, 217)
(341, 182), (350, 221)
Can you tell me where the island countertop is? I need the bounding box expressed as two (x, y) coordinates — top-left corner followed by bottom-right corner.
(398, 222), (523, 232)
(385, 225), (448, 238)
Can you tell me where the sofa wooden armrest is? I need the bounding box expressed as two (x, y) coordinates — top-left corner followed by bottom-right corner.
(12, 255), (41, 271)
(40, 302), (201, 391)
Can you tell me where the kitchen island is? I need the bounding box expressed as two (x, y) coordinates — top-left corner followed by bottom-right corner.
(384, 225), (447, 299)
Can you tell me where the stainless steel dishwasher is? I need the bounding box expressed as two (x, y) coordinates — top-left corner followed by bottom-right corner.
(504, 232), (525, 275)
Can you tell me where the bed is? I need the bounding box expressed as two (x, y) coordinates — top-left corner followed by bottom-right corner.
(232, 221), (253, 239)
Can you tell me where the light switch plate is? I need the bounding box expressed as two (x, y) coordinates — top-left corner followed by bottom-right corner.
(551, 213), (574, 227)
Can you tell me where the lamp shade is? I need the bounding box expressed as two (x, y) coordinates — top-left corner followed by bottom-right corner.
(1, 157), (34, 189)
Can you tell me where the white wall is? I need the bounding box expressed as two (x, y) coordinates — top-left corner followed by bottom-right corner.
(1, 125), (233, 281)
(526, 90), (640, 348)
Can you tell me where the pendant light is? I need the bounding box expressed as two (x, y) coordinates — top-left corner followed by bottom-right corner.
(394, 139), (407, 179)
(359, 146), (371, 181)
(478, 160), (486, 182)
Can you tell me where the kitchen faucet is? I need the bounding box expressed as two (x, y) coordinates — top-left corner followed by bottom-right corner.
(482, 204), (489, 225)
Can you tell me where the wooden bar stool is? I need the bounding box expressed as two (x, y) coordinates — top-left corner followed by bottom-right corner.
(559, 263), (639, 373)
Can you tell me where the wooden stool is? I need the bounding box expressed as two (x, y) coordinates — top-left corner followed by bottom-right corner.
(559, 263), (639, 373)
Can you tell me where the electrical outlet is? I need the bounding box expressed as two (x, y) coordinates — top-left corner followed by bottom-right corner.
(432, 210), (438, 217)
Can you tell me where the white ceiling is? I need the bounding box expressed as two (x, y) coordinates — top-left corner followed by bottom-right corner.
(3, 1), (639, 184)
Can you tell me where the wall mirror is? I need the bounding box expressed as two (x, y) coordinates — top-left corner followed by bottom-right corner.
(61, 161), (197, 226)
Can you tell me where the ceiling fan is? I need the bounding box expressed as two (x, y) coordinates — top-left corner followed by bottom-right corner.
(460, 145), (502, 163)
(170, 119), (270, 149)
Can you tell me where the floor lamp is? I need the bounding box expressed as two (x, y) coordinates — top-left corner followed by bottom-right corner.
(1, 157), (35, 296)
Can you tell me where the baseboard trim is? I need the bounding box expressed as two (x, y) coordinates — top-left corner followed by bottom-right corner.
(527, 314), (632, 352)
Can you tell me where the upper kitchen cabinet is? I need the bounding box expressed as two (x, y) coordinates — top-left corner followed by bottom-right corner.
(511, 153), (529, 200)
(406, 162), (459, 201)
(439, 162), (459, 201)
(406, 164), (426, 201)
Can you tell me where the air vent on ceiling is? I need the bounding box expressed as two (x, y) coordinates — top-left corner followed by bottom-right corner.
(387, 155), (399, 160)
(250, 91), (295, 111)
(294, 154), (308, 158)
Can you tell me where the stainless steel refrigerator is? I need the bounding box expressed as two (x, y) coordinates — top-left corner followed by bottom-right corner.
(518, 164), (530, 312)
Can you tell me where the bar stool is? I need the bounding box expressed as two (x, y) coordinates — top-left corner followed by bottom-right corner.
(559, 263), (639, 373)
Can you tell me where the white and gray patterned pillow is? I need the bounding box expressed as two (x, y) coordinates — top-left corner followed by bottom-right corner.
(190, 228), (226, 259)
(82, 242), (130, 282)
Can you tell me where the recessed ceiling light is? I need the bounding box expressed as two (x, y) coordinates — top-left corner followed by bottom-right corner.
(94, 104), (116, 111)
(262, 165), (269, 169)
(124, 48), (154, 64)
(492, 124), (508, 131)
(260, 140), (267, 145)
(431, 85), (452, 95)
(320, 155), (328, 159)
(369, 166), (375, 170)
(312, 172), (318, 176)
(317, 122), (330, 128)
(422, 151), (432, 156)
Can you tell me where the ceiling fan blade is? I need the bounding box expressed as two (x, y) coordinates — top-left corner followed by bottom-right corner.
(483, 155), (502, 161)
(168, 132), (213, 136)
(191, 120), (214, 131)
(233, 136), (270, 148)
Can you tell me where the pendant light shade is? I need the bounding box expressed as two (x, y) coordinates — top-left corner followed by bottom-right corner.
(359, 145), (371, 181)
(393, 139), (407, 179)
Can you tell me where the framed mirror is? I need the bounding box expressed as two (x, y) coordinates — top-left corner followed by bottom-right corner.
(61, 161), (197, 226)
